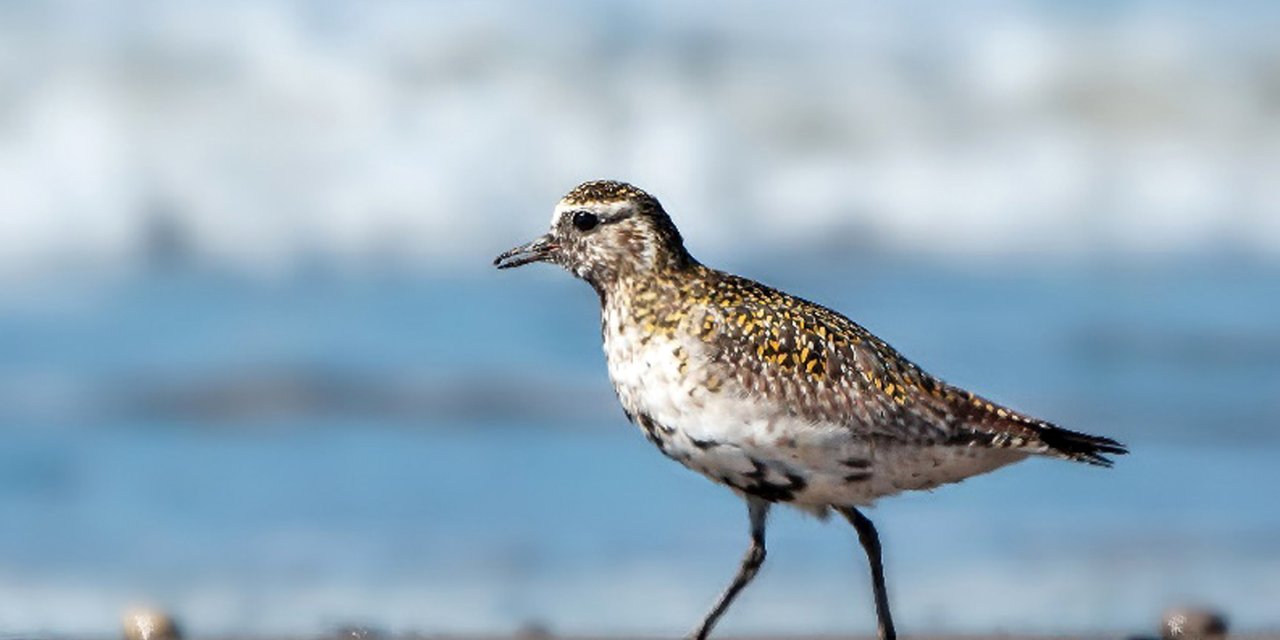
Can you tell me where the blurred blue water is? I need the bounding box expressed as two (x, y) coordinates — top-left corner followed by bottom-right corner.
(0, 258), (1278, 635)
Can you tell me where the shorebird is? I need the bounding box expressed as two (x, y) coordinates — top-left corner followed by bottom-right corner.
(494, 180), (1127, 640)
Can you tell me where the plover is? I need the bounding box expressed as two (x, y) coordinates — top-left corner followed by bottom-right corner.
(494, 180), (1127, 640)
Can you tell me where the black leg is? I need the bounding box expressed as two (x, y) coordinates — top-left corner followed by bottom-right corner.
(688, 498), (770, 640)
(839, 506), (897, 640)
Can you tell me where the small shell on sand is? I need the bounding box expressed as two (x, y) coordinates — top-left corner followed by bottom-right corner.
(1162, 605), (1229, 640)
(122, 606), (183, 640)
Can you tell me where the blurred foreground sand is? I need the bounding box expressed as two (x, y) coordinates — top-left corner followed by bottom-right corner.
(187, 634), (1280, 640)
(108, 606), (1276, 640)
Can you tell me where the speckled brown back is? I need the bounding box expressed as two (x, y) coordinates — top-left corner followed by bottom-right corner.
(684, 268), (1124, 465)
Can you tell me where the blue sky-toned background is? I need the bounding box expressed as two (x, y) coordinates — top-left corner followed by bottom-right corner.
(1, 1), (1278, 637)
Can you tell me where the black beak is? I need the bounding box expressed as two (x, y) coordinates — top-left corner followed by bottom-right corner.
(493, 234), (557, 270)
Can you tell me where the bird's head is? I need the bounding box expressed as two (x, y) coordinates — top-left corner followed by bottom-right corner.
(494, 180), (694, 289)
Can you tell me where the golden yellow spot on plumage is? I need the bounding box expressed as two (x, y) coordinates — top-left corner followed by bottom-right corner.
(883, 383), (896, 395)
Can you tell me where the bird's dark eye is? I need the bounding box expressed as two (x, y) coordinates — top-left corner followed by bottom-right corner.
(572, 210), (599, 232)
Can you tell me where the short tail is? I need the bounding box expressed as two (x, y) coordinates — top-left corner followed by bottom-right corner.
(1033, 424), (1128, 467)
(944, 385), (1129, 467)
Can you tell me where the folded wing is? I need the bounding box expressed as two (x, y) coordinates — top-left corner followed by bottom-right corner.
(701, 271), (1127, 466)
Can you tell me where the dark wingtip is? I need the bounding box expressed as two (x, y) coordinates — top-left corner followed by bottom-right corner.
(1039, 428), (1128, 467)
(1079, 451), (1117, 468)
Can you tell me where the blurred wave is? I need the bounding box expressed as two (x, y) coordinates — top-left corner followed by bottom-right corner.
(2, 0), (1280, 283)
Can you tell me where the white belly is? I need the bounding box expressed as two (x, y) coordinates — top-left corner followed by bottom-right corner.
(603, 320), (1027, 509)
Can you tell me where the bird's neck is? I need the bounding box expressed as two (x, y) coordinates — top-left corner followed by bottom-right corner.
(588, 247), (700, 305)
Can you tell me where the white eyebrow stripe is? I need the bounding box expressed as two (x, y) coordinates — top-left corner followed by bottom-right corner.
(550, 200), (633, 227)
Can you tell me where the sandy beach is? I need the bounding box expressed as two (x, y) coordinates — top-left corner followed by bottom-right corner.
(494, 633), (1277, 639)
